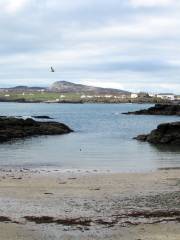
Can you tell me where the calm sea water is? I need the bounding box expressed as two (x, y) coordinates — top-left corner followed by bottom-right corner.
(0, 102), (180, 172)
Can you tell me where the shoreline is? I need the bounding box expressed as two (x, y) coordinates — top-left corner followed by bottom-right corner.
(1, 164), (180, 172)
(0, 165), (177, 175)
(0, 168), (180, 239)
(0, 100), (163, 104)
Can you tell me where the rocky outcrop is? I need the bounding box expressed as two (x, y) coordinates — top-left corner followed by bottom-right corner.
(135, 122), (180, 144)
(31, 115), (54, 119)
(123, 104), (180, 116)
(0, 117), (73, 143)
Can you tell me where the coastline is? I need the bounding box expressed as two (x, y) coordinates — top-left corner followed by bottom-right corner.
(0, 168), (180, 240)
(0, 100), (144, 104)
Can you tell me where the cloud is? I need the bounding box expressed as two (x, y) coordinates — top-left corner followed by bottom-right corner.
(0, 0), (29, 14)
(0, 0), (180, 93)
(129, 0), (176, 7)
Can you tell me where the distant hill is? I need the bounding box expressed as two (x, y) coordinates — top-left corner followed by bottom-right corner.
(0, 81), (130, 95)
(50, 81), (130, 95)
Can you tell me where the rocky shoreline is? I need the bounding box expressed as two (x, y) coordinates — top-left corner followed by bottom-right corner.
(0, 117), (73, 143)
(123, 104), (180, 115)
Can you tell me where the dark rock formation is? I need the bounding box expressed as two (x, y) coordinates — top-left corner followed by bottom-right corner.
(135, 122), (180, 144)
(31, 115), (53, 119)
(0, 117), (73, 143)
(123, 104), (180, 116)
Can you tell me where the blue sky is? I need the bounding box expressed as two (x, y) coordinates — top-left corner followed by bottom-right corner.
(0, 0), (180, 93)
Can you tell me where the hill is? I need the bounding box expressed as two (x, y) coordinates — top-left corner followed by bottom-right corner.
(50, 81), (130, 95)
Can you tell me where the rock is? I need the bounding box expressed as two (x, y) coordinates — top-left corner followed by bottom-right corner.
(0, 117), (73, 143)
(123, 104), (180, 116)
(135, 122), (180, 144)
(134, 134), (148, 141)
(31, 115), (54, 119)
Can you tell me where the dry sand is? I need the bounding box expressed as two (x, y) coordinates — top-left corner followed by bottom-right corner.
(0, 168), (180, 240)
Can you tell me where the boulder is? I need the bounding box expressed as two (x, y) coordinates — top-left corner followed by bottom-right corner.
(0, 117), (73, 143)
(134, 122), (180, 144)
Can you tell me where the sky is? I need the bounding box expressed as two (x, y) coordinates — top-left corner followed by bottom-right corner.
(0, 0), (180, 93)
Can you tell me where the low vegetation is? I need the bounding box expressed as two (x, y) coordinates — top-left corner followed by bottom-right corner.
(0, 91), (169, 103)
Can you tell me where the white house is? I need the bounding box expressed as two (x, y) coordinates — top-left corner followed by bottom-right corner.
(114, 95), (128, 99)
(131, 93), (138, 99)
(157, 93), (175, 101)
(104, 95), (112, 98)
(149, 93), (156, 97)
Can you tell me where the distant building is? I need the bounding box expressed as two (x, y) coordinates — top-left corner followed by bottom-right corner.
(175, 95), (180, 100)
(131, 93), (138, 99)
(149, 93), (156, 97)
(114, 95), (127, 99)
(80, 95), (86, 99)
(104, 95), (112, 98)
(157, 93), (175, 101)
(138, 92), (150, 98)
(37, 89), (45, 92)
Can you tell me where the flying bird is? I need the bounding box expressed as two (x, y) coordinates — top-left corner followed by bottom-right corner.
(51, 67), (55, 72)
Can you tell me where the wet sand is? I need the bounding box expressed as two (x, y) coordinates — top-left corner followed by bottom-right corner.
(0, 168), (180, 240)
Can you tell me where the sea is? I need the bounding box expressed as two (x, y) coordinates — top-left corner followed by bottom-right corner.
(0, 102), (180, 172)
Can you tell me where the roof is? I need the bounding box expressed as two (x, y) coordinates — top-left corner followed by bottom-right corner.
(157, 93), (174, 96)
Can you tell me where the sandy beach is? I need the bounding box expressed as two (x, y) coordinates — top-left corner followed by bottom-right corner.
(0, 168), (179, 239)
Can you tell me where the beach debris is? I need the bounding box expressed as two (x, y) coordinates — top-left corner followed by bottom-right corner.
(23, 209), (180, 228)
(89, 188), (101, 191)
(58, 181), (67, 184)
(24, 216), (92, 226)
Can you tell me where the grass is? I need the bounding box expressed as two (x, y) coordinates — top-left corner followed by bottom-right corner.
(0, 92), (82, 102)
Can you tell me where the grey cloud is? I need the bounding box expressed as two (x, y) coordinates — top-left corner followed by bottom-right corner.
(0, 0), (180, 92)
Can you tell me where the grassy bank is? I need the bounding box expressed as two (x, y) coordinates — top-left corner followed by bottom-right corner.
(0, 91), (170, 103)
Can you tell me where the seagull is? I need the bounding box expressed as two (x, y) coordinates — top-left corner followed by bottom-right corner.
(51, 67), (55, 72)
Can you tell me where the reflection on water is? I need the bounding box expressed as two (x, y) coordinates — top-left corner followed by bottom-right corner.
(0, 102), (180, 172)
(151, 144), (180, 153)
